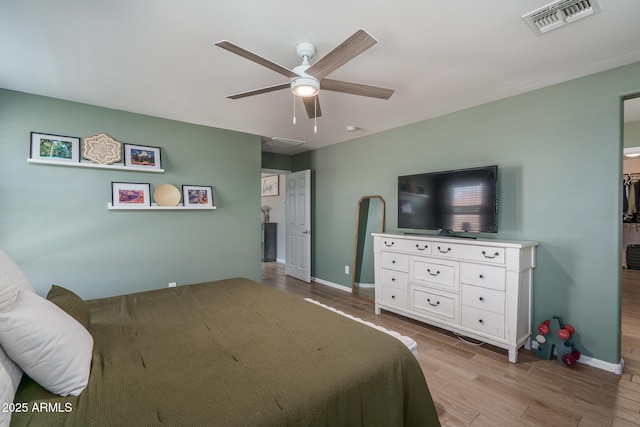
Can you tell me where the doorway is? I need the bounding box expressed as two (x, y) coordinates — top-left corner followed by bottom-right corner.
(261, 171), (287, 264)
(260, 169), (313, 283)
(621, 94), (640, 374)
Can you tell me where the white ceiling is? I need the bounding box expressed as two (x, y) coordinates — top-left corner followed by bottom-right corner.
(1, 0), (640, 155)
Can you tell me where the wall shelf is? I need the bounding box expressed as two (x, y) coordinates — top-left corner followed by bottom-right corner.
(108, 203), (216, 211)
(28, 158), (164, 173)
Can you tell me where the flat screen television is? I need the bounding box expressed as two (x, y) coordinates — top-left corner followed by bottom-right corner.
(398, 165), (498, 234)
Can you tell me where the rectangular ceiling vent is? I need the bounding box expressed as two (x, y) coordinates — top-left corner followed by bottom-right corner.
(263, 137), (306, 149)
(523, 0), (602, 35)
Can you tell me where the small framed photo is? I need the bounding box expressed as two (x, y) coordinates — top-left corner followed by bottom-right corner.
(124, 144), (162, 170)
(261, 174), (279, 196)
(112, 182), (151, 208)
(182, 185), (214, 208)
(30, 132), (80, 162)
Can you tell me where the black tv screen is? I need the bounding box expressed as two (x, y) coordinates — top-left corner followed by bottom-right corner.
(398, 165), (498, 233)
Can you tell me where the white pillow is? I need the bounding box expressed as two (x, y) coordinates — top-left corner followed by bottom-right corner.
(0, 249), (35, 426)
(0, 291), (93, 396)
(0, 346), (22, 427)
(0, 249), (35, 313)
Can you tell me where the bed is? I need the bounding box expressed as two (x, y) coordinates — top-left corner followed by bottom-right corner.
(0, 250), (439, 426)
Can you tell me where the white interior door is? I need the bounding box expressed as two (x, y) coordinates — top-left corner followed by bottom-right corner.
(285, 169), (311, 282)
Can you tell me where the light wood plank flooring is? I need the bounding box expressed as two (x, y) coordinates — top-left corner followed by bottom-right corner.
(262, 262), (640, 426)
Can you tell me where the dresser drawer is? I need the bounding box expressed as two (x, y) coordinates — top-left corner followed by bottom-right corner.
(381, 269), (409, 290)
(432, 242), (505, 264)
(461, 263), (505, 291)
(412, 287), (458, 322)
(379, 237), (432, 255)
(380, 287), (408, 309)
(461, 284), (505, 314)
(461, 306), (505, 338)
(411, 258), (459, 291)
(381, 252), (409, 272)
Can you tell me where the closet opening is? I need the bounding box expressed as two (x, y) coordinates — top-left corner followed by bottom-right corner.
(620, 94), (640, 375)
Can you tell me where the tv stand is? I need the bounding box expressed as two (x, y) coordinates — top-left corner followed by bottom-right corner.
(372, 233), (538, 363)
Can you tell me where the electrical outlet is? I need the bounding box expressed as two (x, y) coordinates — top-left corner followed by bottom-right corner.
(344, 265), (350, 275)
(168, 282), (177, 288)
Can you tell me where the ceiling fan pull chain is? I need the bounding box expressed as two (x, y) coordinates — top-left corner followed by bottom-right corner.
(293, 94), (297, 125)
(314, 97), (318, 133)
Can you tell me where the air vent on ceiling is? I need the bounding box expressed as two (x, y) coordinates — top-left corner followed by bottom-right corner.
(522, 0), (602, 35)
(263, 137), (306, 149)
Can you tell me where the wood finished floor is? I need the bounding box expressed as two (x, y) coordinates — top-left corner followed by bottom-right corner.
(262, 262), (640, 426)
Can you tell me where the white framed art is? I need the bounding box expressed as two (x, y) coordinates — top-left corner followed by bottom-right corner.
(30, 132), (80, 163)
(182, 185), (214, 208)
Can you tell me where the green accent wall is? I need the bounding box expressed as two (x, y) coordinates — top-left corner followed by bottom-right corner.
(0, 89), (262, 300)
(262, 151), (292, 171)
(295, 61), (640, 364)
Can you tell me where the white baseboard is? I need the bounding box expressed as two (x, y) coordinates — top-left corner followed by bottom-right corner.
(581, 355), (624, 374)
(311, 276), (351, 292)
(530, 341), (624, 374)
(354, 282), (375, 288)
(267, 262), (350, 292)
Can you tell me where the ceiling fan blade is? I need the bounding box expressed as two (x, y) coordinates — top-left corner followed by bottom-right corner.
(305, 29), (377, 80)
(302, 96), (322, 119)
(227, 82), (290, 99)
(215, 40), (298, 78)
(321, 78), (394, 100)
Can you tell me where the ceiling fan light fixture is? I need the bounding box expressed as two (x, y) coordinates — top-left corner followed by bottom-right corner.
(291, 76), (319, 97)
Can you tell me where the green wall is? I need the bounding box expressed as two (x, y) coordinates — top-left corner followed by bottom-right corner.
(295, 61), (640, 364)
(262, 151), (293, 171)
(0, 89), (262, 300)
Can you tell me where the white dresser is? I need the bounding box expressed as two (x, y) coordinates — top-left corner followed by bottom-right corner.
(372, 233), (538, 363)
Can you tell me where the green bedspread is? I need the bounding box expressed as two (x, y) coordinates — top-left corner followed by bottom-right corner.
(12, 278), (439, 426)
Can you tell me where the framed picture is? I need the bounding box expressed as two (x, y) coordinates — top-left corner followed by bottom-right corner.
(182, 185), (214, 208)
(124, 144), (162, 170)
(261, 174), (279, 196)
(111, 182), (151, 208)
(30, 132), (80, 162)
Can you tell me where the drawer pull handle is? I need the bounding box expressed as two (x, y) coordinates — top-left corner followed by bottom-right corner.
(427, 269), (440, 276)
(391, 277), (396, 282)
(391, 295), (395, 299)
(384, 241), (395, 247)
(482, 250), (500, 259)
(479, 274), (484, 279)
(392, 260), (396, 264)
(478, 319), (484, 324)
(415, 244), (428, 251)
(427, 298), (440, 307)
(479, 297), (484, 302)
(437, 246), (451, 253)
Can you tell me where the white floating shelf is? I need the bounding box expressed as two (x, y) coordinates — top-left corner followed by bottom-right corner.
(108, 203), (216, 211)
(28, 158), (165, 173)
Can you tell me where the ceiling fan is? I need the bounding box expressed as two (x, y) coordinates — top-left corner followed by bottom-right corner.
(215, 29), (395, 120)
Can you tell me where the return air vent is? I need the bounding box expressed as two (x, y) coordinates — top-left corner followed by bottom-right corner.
(523, 0), (602, 35)
(262, 137), (306, 149)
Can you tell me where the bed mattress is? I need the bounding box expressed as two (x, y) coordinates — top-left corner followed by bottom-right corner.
(12, 277), (439, 426)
